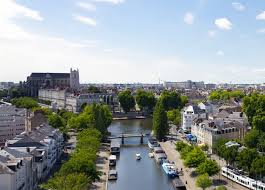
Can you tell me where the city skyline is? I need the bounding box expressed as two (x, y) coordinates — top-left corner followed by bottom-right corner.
(0, 0), (265, 83)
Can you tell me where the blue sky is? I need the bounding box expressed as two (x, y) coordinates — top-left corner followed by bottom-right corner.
(0, 0), (265, 83)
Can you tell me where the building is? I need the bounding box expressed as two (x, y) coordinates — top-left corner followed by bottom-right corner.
(0, 105), (26, 145)
(39, 89), (118, 112)
(26, 68), (79, 97)
(191, 111), (249, 151)
(0, 147), (35, 190)
(164, 80), (205, 89)
(0, 82), (15, 90)
(182, 105), (206, 131)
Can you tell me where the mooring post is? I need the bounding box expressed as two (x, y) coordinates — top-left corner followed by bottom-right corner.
(121, 134), (124, 145)
(140, 133), (144, 144)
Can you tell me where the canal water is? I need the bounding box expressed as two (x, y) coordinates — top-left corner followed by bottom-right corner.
(107, 119), (175, 190)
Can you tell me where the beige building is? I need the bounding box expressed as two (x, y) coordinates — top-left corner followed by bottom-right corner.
(191, 112), (248, 151)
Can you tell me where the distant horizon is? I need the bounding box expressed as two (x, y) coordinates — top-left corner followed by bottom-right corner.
(0, 1), (265, 84)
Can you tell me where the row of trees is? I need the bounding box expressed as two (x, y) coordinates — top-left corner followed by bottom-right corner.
(118, 89), (188, 114)
(41, 129), (101, 190)
(11, 97), (39, 109)
(176, 142), (220, 190)
(209, 90), (245, 101)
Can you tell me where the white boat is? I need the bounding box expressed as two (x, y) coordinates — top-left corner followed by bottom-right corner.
(162, 162), (178, 178)
(148, 153), (154, 158)
(136, 153), (141, 160)
(109, 155), (117, 166)
(148, 137), (160, 150)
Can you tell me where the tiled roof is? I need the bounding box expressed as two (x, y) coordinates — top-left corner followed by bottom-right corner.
(30, 73), (70, 78)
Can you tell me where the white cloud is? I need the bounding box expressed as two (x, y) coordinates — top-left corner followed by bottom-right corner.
(216, 50), (224, 56)
(215, 18), (232, 30)
(73, 15), (97, 26)
(93, 0), (124, 4)
(208, 30), (216, 37)
(256, 11), (265, 21)
(257, 28), (265, 34)
(184, 12), (194, 25)
(76, 2), (96, 11)
(232, 2), (246, 11)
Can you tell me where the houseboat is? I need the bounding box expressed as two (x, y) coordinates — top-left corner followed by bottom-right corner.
(109, 155), (117, 166)
(172, 178), (186, 190)
(108, 170), (118, 180)
(148, 137), (159, 150)
(162, 162), (178, 178)
(110, 141), (120, 155)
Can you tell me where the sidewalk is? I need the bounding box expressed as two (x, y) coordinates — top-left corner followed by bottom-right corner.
(160, 141), (248, 190)
(90, 144), (110, 190)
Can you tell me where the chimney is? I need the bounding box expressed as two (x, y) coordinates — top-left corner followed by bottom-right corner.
(26, 147), (30, 153)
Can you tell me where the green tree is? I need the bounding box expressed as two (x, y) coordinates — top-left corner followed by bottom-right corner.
(176, 141), (188, 152)
(252, 115), (265, 133)
(48, 114), (66, 129)
(236, 148), (259, 173)
(11, 97), (39, 109)
(153, 100), (169, 141)
(250, 156), (265, 179)
(223, 146), (238, 166)
(212, 138), (228, 157)
(196, 159), (220, 176)
(196, 173), (212, 190)
(257, 133), (265, 152)
(244, 129), (260, 148)
(41, 173), (89, 190)
(180, 95), (188, 108)
(160, 90), (182, 111)
(167, 109), (181, 126)
(135, 90), (156, 111)
(184, 147), (206, 168)
(118, 90), (135, 113)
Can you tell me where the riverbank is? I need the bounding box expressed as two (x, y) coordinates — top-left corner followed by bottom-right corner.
(112, 116), (147, 120)
(90, 144), (110, 190)
(160, 141), (248, 190)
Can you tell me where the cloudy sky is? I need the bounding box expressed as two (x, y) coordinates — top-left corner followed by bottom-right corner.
(0, 0), (265, 84)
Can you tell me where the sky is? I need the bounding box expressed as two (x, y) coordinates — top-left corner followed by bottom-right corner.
(0, 0), (265, 84)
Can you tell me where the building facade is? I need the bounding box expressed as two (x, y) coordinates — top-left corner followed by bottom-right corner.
(182, 105), (206, 131)
(26, 68), (79, 97)
(0, 105), (26, 145)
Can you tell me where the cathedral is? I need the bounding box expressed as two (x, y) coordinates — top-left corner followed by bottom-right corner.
(26, 68), (79, 97)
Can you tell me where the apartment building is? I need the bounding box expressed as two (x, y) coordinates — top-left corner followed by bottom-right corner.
(182, 105), (206, 131)
(0, 105), (26, 145)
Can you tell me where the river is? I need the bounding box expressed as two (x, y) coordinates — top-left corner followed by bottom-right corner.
(107, 119), (175, 190)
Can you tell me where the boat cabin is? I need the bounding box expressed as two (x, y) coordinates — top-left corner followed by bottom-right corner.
(172, 178), (186, 190)
(108, 170), (118, 180)
(109, 155), (117, 166)
(110, 141), (120, 155)
(154, 153), (167, 164)
(153, 147), (165, 154)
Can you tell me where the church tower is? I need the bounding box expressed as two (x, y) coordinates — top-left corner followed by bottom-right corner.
(70, 68), (80, 90)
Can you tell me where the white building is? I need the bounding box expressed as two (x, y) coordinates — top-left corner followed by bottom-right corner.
(0, 105), (26, 145)
(182, 105), (206, 131)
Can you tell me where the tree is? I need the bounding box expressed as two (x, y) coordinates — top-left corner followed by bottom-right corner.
(118, 90), (135, 113)
(167, 109), (181, 126)
(180, 95), (188, 108)
(252, 115), (265, 133)
(135, 90), (156, 111)
(223, 146), (238, 166)
(250, 156), (265, 179)
(152, 100), (169, 141)
(236, 148), (259, 173)
(196, 173), (212, 190)
(184, 147), (206, 168)
(196, 159), (220, 176)
(176, 141), (188, 152)
(48, 114), (66, 129)
(244, 129), (260, 148)
(11, 97), (39, 109)
(257, 133), (265, 152)
(160, 90), (182, 110)
(212, 138), (228, 157)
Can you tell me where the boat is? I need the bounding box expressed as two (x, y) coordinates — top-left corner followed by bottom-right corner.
(172, 178), (186, 190)
(136, 153), (141, 160)
(154, 153), (167, 164)
(108, 170), (118, 180)
(148, 152), (154, 158)
(110, 141), (120, 155)
(162, 162), (178, 178)
(153, 147), (165, 154)
(148, 137), (160, 150)
(109, 155), (117, 166)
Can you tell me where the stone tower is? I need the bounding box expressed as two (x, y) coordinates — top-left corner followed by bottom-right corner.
(70, 68), (80, 90)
